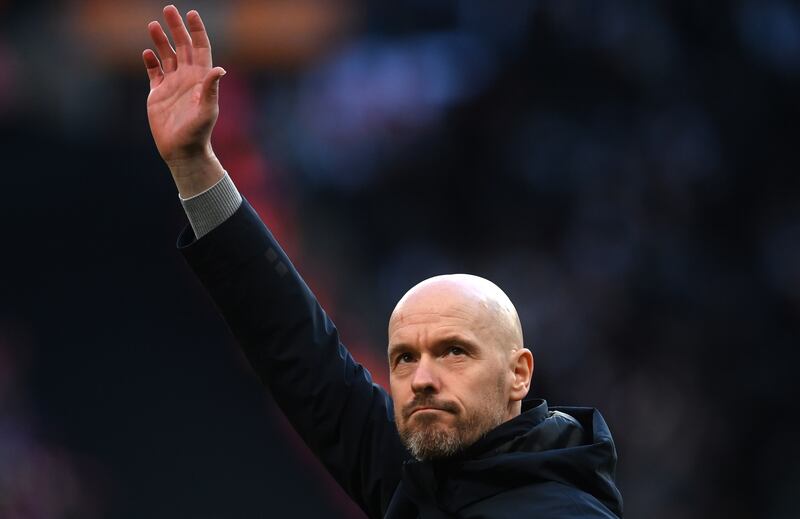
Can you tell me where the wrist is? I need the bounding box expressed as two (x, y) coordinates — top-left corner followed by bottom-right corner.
(166, 149), (226, 199)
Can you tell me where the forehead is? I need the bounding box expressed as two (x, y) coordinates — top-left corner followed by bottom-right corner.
(388, 287), (492, 345)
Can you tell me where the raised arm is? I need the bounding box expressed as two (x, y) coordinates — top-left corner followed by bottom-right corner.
(142, 7), (407, 517)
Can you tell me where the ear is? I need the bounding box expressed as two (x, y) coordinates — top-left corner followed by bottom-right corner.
(509, 348), (533, 402)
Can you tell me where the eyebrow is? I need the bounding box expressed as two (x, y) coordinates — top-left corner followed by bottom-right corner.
(387, 334), (480, 359)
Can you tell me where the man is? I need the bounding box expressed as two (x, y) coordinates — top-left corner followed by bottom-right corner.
(143, 6), (623, 517)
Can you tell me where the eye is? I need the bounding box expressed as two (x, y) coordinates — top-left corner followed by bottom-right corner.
(397, 352), (415, 364)
(446, 345), (466, 356)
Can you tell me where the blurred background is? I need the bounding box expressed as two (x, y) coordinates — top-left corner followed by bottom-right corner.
(1, 0), (799, 517)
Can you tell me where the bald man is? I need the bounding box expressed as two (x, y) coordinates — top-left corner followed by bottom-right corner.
(144, 6), (623, 518)
(388, 275), (533, 462)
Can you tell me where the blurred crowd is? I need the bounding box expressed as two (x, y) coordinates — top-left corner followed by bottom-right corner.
(1, 1), (799, 518)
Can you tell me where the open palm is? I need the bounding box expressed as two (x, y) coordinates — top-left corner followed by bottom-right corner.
(143, 6), (225, 164)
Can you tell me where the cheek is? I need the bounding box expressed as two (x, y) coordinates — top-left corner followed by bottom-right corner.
(463, 365), (507, 407)
(389, 377), (407, 405)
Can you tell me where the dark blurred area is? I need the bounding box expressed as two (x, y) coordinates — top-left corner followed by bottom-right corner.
(1, 1), (798, 517)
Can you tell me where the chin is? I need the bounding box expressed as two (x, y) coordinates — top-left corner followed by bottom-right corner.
(400, 420), (464, 461)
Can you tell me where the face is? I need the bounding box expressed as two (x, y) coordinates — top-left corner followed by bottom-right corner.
(388, 280), (527, 461)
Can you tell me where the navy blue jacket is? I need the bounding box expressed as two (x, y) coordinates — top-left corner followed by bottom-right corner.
(178, 199), (623, 518)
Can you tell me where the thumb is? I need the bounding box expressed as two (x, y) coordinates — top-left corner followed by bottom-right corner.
(202, 67), (227, 104)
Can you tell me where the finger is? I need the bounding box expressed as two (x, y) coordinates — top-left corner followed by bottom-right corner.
(148, 21), (177, 73)
(142, 49), (164, 87)
(163, 5), (193, 66)
(186, 10), (212, 67)
(202, 67), (226, 104)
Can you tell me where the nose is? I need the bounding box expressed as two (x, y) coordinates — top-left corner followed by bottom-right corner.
(410, 355), (440, 394)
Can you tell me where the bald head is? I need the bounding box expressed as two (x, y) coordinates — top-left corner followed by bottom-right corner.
(389, 274), (524, 355)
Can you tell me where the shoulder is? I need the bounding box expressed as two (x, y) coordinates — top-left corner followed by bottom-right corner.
(462, 481), (620, 519)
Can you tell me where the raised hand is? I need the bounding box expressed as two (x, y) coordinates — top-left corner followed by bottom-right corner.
(143, 5), (226, 197)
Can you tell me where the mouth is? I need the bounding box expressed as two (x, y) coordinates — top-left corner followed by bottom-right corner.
(403, 400), (459, 420)
(409, 407), (447, 416)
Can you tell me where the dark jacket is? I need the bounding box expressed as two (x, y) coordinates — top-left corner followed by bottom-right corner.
(178, 199), (623, 518)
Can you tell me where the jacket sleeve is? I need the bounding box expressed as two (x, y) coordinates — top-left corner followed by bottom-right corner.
(178, 198), (406, 518)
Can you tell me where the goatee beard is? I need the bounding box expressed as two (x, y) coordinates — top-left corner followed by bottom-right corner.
(398, 404), (506, 461)
(401, 419), (464, 461)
